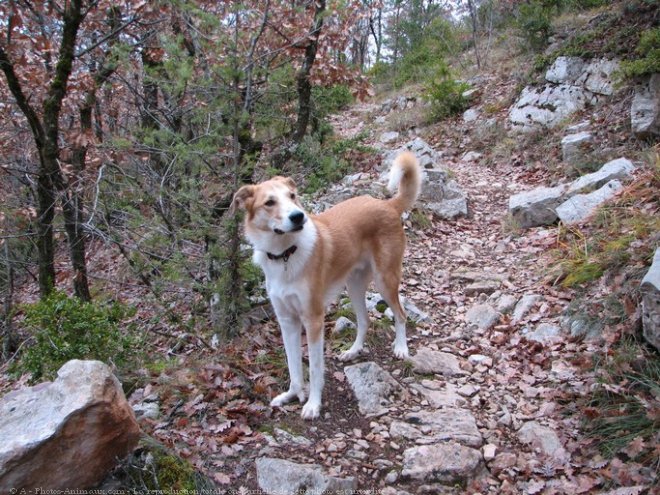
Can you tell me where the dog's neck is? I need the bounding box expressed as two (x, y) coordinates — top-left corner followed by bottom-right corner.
(249, 220), (317, 280)
(267, 244), (297, 262)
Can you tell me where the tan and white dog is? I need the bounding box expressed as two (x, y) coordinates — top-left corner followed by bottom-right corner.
(230, 152), (421, 419)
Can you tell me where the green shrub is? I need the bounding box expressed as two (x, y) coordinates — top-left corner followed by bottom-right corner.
(312, 84), (354, 119)
(424, 61), (470, 121)
(13, 291), (138, 381)
(621, 27), (660, 79)
(515, 1), (555, 51)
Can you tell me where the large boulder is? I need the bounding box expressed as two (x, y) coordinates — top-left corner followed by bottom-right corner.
(545, 56), (586, 84)
(0, 360), (141, 491)
(566, 157), (635, 196)
(256, 457), (357, 494)
(509, 84), (591, 132)
(556, 180), (623, 224)
(631, 74), (660, 139)
(508, 184), (567, 228)
(580, 58), (620, 96)
(641, 248), (660, 352)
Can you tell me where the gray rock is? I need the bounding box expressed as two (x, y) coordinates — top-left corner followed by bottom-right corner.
(545, 56), (586, 84)
(451, 270), (505, 283)
(403, 409), (483, 447)
(462, 151), (483, 162)
(464, 280), (501, 296)
(525, 323), (562, 343)
(466, 304), (500, 330)
(273, 428), (313, 447)
(517, 421), (569, 463)
(333, 316), (356, 334)
(508, 184), (567, 228)
(132, 401), (160, 420)
(631, 74), (660, 138)
(463, 108), (480, 122)
(556, 180), (623, 224)
(344, 362), (402, 416)
(580, 58), (619, 96)
(0, 360), (141, 491)
(509, 84), (591, 132)
(410, 349), (464, 376)
(566, 158), (635, 196)
(380, 131), (400, 144)
(495, 294), (519, 314)
(512, 294), (541, 323)
(411, 381), (467, 408)
(462, 88), (481, 102)
(256, 457), (357, 494)
(641, 248), (660, 352)
(561, 131), (593, 165)
(401, 443), (484, 484)
(566, 121), (590, 132)
(381, 139), (468, 219)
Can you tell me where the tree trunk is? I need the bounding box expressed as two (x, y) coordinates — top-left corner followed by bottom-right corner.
(291, 0), (326, 143)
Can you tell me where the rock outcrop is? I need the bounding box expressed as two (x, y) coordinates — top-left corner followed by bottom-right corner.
(510, 57), (619, 132)
(0, 360), (141, 491)
(631, 74), (660, 138)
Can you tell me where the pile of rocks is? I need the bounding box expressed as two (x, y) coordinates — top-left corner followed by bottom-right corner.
(508, 157), (635, 228)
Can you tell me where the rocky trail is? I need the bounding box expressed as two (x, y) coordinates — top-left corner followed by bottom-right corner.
(237, 97), (626, 494)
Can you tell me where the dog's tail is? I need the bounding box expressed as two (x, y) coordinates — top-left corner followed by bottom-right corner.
(388, 151), (421, 214)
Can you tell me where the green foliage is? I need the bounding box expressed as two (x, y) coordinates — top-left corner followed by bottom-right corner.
(620, 27), (660, 79)
(13, 291), (138, 381)
(583, 337), (660, 469)
(295, 132), (373, 194)
(312, 84), (354, 120)
(424, 61), (470, 122)
(515, 1), (557, 51)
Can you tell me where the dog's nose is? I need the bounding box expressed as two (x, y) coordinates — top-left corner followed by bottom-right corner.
(289, 211), (305, 225)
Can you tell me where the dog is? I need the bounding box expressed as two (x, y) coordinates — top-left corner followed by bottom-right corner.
(230, 151), (421, 419)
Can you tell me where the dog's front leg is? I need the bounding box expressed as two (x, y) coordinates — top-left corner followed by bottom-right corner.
(301, 313), (325, 420)
(270, 314), (306, 407)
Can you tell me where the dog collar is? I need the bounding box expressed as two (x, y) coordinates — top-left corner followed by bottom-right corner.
(266, 245), (297, 262)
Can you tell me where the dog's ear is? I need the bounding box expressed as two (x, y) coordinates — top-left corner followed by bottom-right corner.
(272, 176), (297, 192)
(229, 185), (255, 215)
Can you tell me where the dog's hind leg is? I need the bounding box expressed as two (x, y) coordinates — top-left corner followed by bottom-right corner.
(339, 265), (372, 361)
(374, 271), (409, 360)
(270, 314), (306, 407)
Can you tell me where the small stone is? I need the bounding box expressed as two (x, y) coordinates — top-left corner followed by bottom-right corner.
(489, 452), (517, 473)
(333, 316), (356, 334)
(512, 294), (540, 323)
(401, 443), (484, 484)
(517, 421), (569, 462)
(525, 323), (562, 344)
(483, 444), (497, 461)
(410, 349), (464, 376)
(457, 384), (479, 398)
(384, 470), (398, 484)
(495, 294), (518, 314)
(256, 457), (357, 493)
(380, 131), (400, 144)
(468, 354), (493, 367)
(466, 304), (501, 330)
(464, 280), (501, 296)
(462, 151), (483, 162)
(641, 248), (660, 352)
(344, 362), (402, 417)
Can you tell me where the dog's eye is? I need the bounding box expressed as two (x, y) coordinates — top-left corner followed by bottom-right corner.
(265, 199), (276, 207)
(290, 193), (296, 200)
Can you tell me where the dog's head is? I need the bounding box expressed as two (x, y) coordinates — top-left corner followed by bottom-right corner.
(230, 176), (307, 237)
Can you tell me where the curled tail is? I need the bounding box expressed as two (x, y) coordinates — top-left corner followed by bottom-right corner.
(387, 151), (421, 213)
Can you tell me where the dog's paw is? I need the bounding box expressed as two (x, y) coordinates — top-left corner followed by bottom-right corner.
(338, 346), (363, 362)
(301, 401), (321, 420)
(392, 343), (409, 360)
(270, 388), (305, 407)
